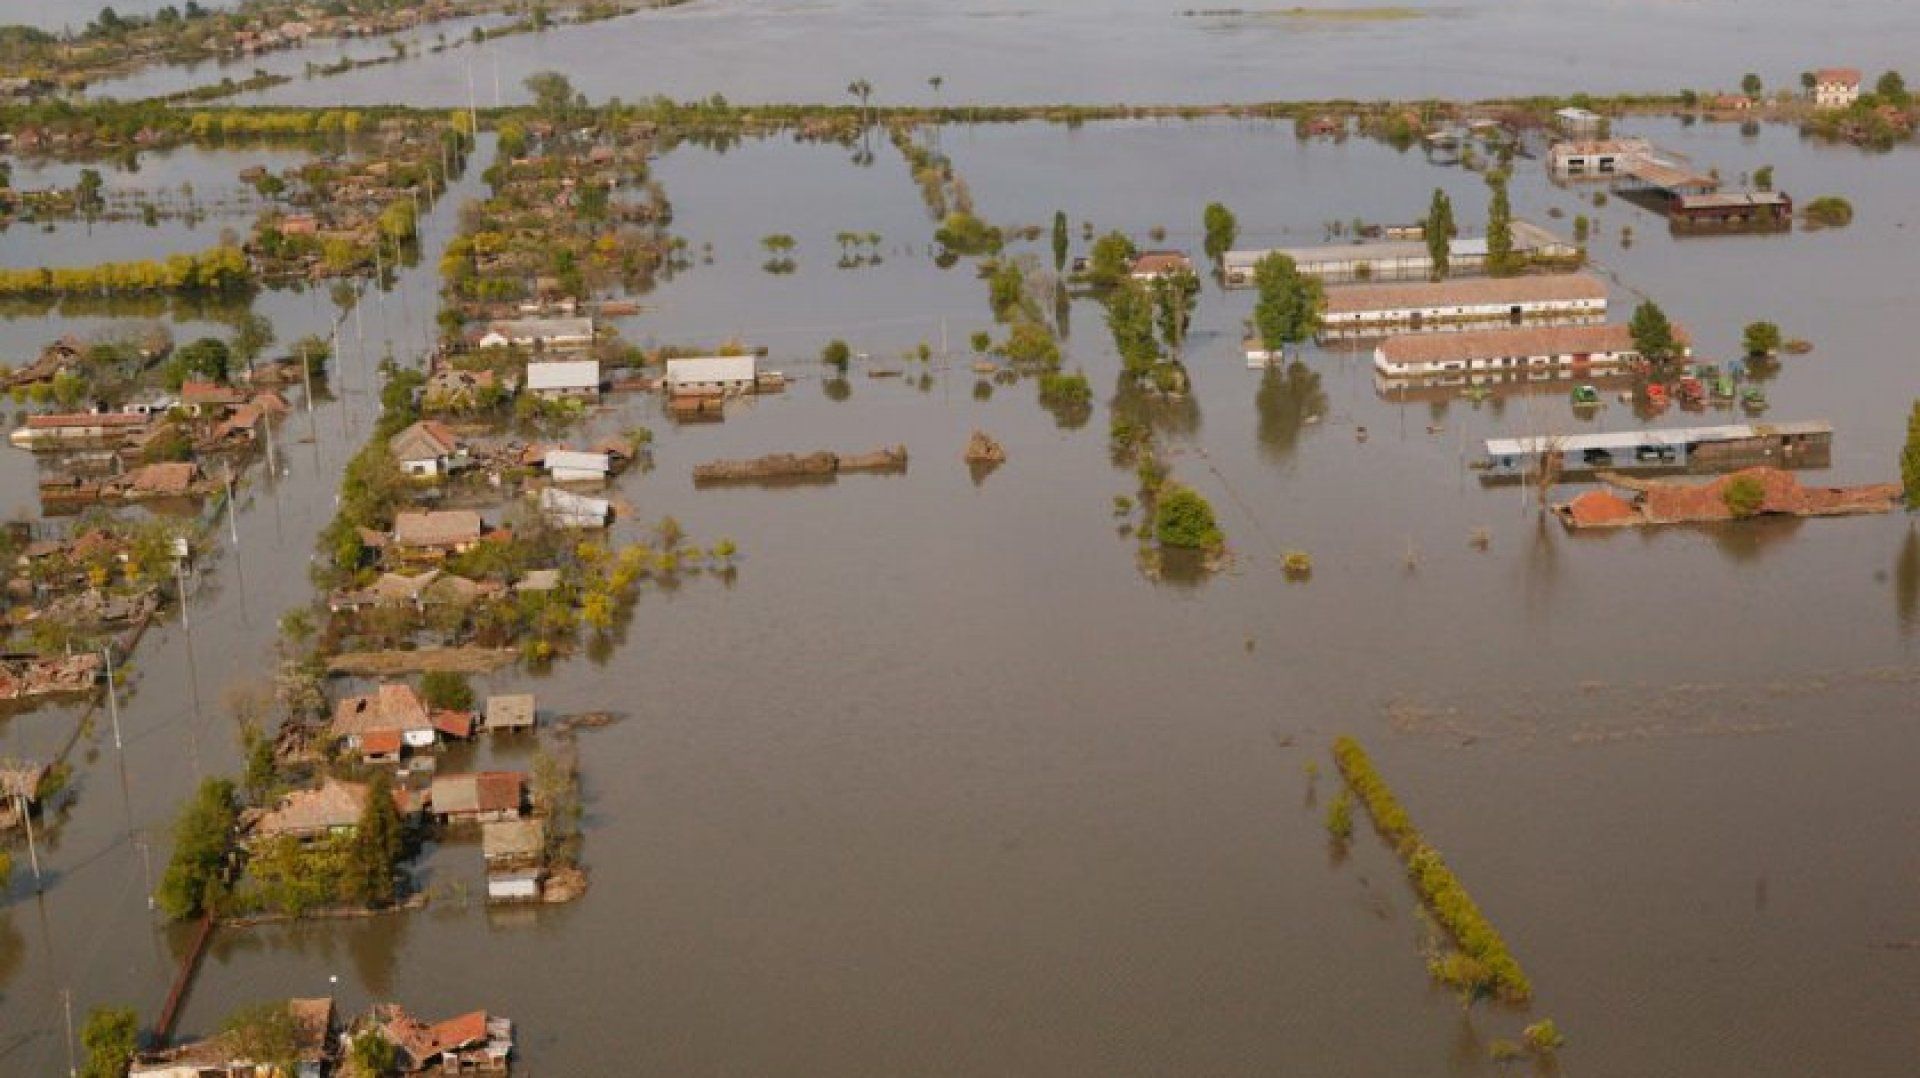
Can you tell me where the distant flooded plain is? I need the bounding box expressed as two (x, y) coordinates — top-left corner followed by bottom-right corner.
(2, 107), (1918, 1076)
(231, 0), (1920, 108)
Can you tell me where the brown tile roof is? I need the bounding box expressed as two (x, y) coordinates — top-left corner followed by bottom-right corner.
(125, 461), (197, 494)
(431, 771), (524, 816)
(392, 509), (482, 549)
(390, 419), (460, 463)
(360, 729), (404, 756)
(24, 412), (149, 429)
(331, 683), (432, 738)
(1129, 250), (1193, 276)
(432, 710), (475, 739)
(1816, 67), (1861, 86)
(1378, 323), (1690, 365)
(1325, 273), (1607, 314)
(253, 778), (368, 838)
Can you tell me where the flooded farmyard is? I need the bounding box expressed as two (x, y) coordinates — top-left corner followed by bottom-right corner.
(2, 4), (1918, 1076)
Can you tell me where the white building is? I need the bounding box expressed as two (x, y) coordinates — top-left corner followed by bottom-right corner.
(1812, 67), (1862, 109)
(478, 316), (594, 351)
(1547, 138), (1653, 178)
(1322, 274), (1608, 334)
(1224, 221), (1576, 286)
(526, 359), (601, 400)
(1373, 323), (1689, 378)
(543, 449), (612, 483)
(664, 355), (758, 395)
(538, 486), (612, 528)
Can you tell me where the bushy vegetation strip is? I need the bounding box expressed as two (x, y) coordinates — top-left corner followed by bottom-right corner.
(1332, 736), (1532, 1003)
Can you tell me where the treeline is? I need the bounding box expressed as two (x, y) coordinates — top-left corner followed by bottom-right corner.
(1332, 736), (1533, 1003)
(0, 246), (251, 297)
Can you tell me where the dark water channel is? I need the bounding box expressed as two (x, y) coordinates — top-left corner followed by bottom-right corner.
(2, 111), (1917, 1074)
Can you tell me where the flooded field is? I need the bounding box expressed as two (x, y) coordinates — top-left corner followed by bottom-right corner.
(2, 106), (1913, 1075)
(233, 0), (1920, 108)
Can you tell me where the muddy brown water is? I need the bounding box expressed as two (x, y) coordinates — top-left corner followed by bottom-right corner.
(2, 113), (1918, 1075)
(228, 0), (1920, 109)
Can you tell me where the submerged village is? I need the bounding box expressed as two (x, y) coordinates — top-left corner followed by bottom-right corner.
(1, 3), (1919, 1075)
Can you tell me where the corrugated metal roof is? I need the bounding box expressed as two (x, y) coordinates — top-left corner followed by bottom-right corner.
(1326, 273), (1606, 313)
(665, 355), (757, 385)
(1486, 420), (1831, 457)
(526, 359), (601, 391)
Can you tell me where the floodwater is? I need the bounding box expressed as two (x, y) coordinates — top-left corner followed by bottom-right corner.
(77, 12), (518, 104)
(232, 0), (1920, 108)
(3, 112), (1919, 1077)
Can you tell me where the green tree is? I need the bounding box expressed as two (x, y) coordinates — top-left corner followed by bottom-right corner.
(1484, 175), (1518, 276)
(1628, 301), (1677, 362)
(1901, 401), (1920, 510)
(1753, 165), (1774, 191)
(419, 670), (473, 711)
(1801, 71), (1818, 91)
(988, 260), (1026, 322)
(821, 339), (851, 370)
(1723, 474), (1767, 518)
(1051, 210), (1069, 273)
(231, 311), (275, 370)
(1252, 252), (1323, 348)
(1325, 790), (1353, 840)
(1523, 1019), (1566, 1054)
(174, 336), (232, 384)
(1741, 72), (1763, 98)
(349, 770), (404, 907)
(1104, 280), (1160, 375)
(1154, 484), (1223, 550)
(523, 70), (576, 116)
(345, 1029), (397, 1077)
(1085, 231), (1137, 288)
(1877, 70), (1908, 105)
(157, 778), (237, 919)
(222, 1001), (299, 1073)
(1743, 321), (1782, 356)
(80, 1006), (139, 1078)
(1424, 188), (1453, 281)
(1152, 269), (1200, 356)
(1202, 201), (1238, 263)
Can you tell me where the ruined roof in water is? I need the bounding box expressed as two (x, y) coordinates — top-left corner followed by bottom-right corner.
(485, 693), (536, 728)
(482, 818), (545, 860)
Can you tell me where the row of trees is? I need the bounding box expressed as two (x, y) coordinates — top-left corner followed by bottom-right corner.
(0, 246), (251, 297)
(1333, 736), (1533, 1003)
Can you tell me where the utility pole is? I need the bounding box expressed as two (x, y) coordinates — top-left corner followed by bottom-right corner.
(18, 791), (42, 889)
(103, 645), (122, 750)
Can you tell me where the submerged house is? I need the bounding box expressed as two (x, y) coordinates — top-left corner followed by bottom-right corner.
(389, 419), (467, 477)
(526, 359), (602, 401)
(372, 1005), (513, 1074)
(391, 510), (483, 558)
(247, 778), (371, 845)
(1320, 274), (1608, 338)
(131, 997), (335, 1078)
(430, 771), (526, 825)
(664, 355), (758, 396)
(1812, 67), (1862, 109)
(478, 315), (594, 351)
(331, 683), (437, 756)
(1373, 322), (1689, 379)
(1223, 221), (1575, 285)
